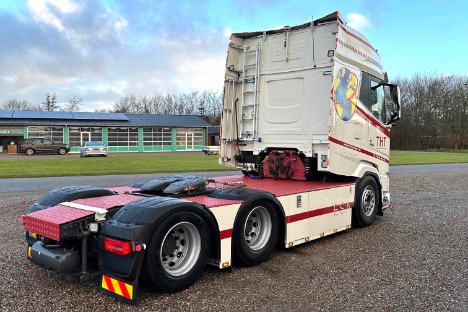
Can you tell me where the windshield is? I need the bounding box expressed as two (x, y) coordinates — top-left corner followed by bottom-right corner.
(86, 141), (105, 146)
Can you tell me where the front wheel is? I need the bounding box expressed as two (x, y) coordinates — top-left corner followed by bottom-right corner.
(145, 212), (210, 293)
(233, 200), (279, 266)
(25, 148), (34, 156)
(58, 148), (67, 155)
(353, 176), (379, 227)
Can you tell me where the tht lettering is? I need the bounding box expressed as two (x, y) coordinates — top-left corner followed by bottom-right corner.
(376, 136), (387, 147)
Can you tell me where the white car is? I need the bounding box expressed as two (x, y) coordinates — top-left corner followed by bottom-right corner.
(80, 141), (108, 157)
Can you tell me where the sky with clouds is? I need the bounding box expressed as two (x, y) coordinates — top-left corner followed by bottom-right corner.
(1, 0), (467, 111)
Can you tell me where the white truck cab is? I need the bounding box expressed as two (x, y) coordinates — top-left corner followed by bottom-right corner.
(220, 11), (400, 208)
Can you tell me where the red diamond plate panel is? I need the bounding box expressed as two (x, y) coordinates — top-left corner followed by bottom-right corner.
(209, 175), (353, 196)
(22, 194), (141, 241)
(189, 196), (242, 208)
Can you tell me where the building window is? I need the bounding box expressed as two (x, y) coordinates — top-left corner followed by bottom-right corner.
(69, 127), (103, 147)
(108, 127), (138, 147)
(143, 128), (172, 147)
(27, 126), (64, 143)
(176, 128), (203, 150)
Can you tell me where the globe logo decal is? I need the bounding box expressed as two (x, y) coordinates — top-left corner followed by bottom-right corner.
(333, 67), (358, 121)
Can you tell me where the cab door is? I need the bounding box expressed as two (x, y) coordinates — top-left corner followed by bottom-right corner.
(359, 73), (391, 166)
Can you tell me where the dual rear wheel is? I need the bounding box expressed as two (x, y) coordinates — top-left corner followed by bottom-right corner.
(145, 212), (210, 293)
(145, 201), (280, 292)
(233, 200), (279, 266)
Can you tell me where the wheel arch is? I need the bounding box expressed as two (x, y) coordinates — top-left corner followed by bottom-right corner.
(26, 186), (116, 214)
(351, 161), (381, 179)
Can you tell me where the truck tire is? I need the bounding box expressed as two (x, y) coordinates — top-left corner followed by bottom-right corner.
(145, 212), (210, 293)
(233, 200), (279, 266)
(26, 148), (35, 156)
(353, 176), (379, 227)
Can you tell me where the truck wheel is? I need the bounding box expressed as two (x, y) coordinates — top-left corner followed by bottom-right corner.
(26, 148), (35, 156)
(233, 200), (279, 266)
(353, 176), (379, 227)
(145, 212), (210, 293)
(58, 148), (67, 155)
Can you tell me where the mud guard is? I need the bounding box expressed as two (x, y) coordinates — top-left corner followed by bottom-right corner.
(27, 186), (115, 214)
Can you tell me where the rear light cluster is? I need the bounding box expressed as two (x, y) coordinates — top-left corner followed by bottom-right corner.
(104, 237), (131, 255)
(83, 147), (106, 152)
(103, 237), (145, 256)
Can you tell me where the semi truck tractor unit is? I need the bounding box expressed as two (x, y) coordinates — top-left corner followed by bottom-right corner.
(22, 11), (400, 304)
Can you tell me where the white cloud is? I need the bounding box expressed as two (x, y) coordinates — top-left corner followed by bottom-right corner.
(28, 0), (80, 32)
(172, 56), (226, 92)
(346, 13), (371, 31)
(1, 1), (228, 111)
(223, 28), (232, 39)
(27, 0), (127, 50)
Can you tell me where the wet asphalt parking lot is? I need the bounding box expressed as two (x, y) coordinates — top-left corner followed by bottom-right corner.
(0, 165), (467, 311)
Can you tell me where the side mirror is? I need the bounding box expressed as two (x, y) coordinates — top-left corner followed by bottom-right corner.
(385, 84), (401, 125)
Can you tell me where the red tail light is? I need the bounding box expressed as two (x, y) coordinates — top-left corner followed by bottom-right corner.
(102, 147), (107, 151)
(84, 148), (91, 152)
(104, 237), (131, 256)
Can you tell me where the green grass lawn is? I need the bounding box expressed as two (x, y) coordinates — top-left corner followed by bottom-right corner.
(0, 154), (234, 179)
(0, 150), (467, 179)
(390, 150), (468, 165)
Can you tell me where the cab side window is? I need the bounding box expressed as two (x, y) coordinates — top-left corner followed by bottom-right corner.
(359, 72), (370, 110)
(359, 72), (386, 124)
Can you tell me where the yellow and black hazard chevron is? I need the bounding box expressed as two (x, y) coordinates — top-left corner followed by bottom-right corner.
(101, 275), (137, 304)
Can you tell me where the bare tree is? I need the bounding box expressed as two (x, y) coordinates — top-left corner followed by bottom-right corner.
(112, 90), (222, 125)
(94, 108), (113, 113)
(391, 73), (468, 150)
(65, 96), (82, 112)
(0, 99), (41, 111)
(113, 96), (132, 113)
(42, 93), (59, 111)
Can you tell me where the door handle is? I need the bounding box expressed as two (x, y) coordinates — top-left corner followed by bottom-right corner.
(354, 136), (361, 140)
